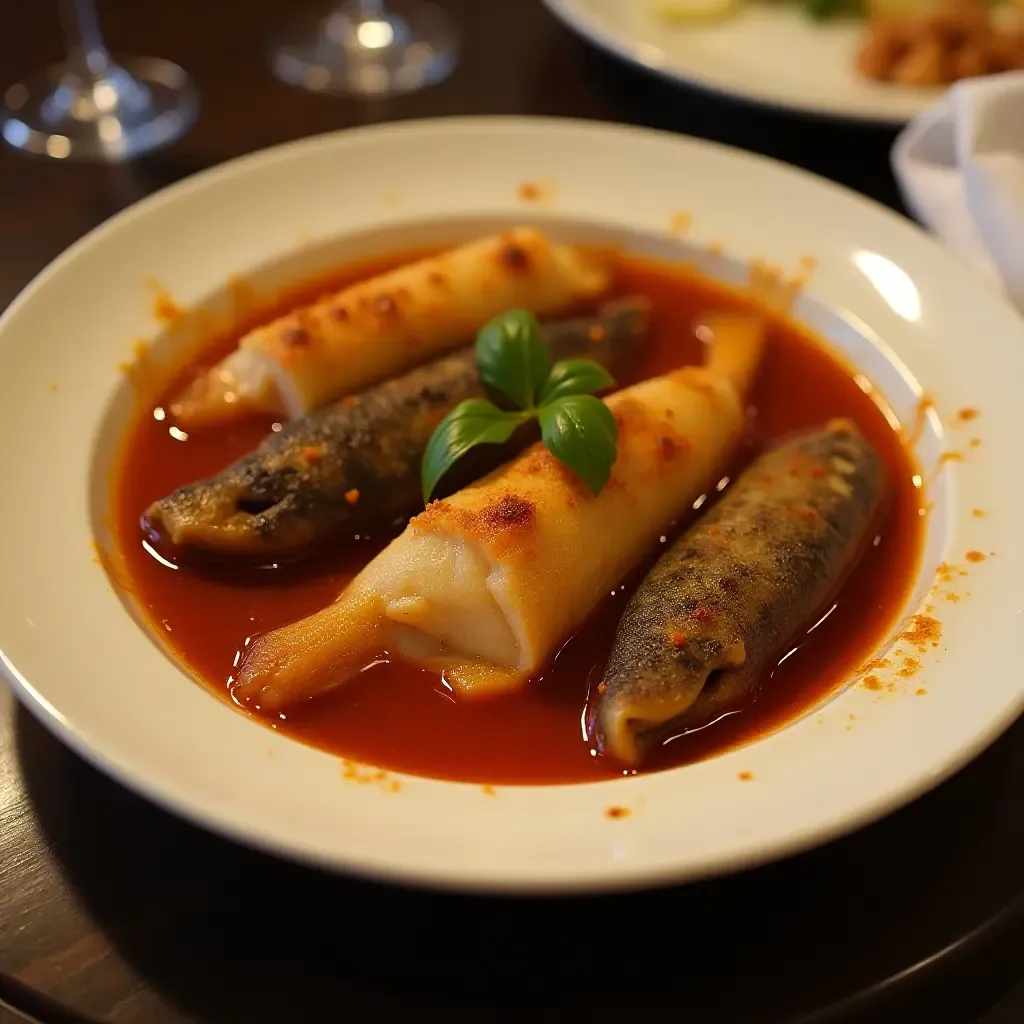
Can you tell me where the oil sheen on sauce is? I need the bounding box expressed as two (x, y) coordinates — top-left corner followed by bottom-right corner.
(113, 252), (924, 785)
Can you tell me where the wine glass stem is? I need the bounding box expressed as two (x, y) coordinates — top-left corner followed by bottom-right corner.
(59, 0), (111, 80)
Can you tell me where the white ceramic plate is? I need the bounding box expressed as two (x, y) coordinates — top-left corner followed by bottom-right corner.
(545, 0), (942, 124)
(1, 117), (1022, 894)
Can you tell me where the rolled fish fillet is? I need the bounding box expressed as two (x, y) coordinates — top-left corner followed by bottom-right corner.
(589, 421), (885, 766)
(172, 229), (610, 427)
(234, 313), (766, 712)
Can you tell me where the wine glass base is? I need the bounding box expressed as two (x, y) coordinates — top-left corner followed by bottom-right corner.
(2, 56), (198, 162)
(270, 0), (458, 97)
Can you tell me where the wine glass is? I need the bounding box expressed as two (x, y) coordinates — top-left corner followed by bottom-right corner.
(270, 0), (458, 97)
(1, 0), (198, 162)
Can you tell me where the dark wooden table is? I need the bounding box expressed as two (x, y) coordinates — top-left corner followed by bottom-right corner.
(1, 2), (1023, 1022)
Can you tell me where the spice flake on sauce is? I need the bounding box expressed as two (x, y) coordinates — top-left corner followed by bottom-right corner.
(668, 211), (693, 236)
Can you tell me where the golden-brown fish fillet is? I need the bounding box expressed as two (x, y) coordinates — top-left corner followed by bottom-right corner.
(172, 229), (610, 426)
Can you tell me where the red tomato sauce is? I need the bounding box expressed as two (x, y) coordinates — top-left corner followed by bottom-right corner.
(112, 251), (924, 784)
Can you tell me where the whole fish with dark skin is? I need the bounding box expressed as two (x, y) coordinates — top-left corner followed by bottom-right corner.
(590, 420), (885, 766)
(143, 299), (649, 559)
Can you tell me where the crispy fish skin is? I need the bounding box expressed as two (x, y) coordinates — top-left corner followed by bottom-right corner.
(143, 300), (649, 558)
(591, 421), (885, 766)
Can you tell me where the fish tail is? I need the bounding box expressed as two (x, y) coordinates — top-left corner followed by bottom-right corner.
(699, 311), (767, 397)
(233, 589), (382, 711)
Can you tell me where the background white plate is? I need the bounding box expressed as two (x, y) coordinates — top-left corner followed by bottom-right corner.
(545, 0), (943, 124)
(0, 117), (1022, 894)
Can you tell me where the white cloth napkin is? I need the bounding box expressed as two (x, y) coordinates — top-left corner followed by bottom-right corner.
(892, 71), (1024, 313)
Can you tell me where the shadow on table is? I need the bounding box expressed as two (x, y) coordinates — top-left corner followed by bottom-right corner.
(14, 700), (1024, 1023)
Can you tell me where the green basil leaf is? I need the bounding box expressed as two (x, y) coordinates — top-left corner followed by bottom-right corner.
(538, 394), (618, 496)
(421, 399), (527, 502)
(540, 358), (616, 405)
(475, 310), (550, 410)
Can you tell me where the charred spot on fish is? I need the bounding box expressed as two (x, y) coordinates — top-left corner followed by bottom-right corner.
(499, 242), (532, 274)
(481, 494), (535, 531)
(416, 383), (454, 404)
(282, 326), (310, 348)
(658, 435), (680, 460)
(329, 305), (350, 322)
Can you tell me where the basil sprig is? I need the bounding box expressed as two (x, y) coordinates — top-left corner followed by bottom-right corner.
(421, 310), (619, 501)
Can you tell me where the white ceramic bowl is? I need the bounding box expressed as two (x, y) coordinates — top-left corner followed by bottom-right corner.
(0, 117), (1021, 893)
